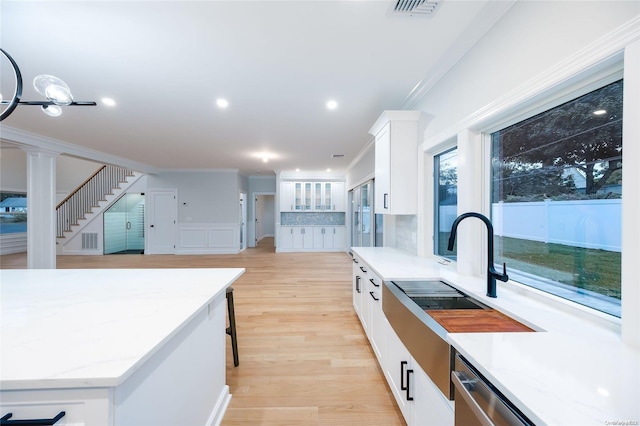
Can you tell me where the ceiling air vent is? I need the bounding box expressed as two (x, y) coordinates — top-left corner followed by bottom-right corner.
(391, 0), (441, 17)
(331, 154), (345, 159)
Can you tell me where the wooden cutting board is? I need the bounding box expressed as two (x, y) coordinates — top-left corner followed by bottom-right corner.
(426, 309), (534, 333)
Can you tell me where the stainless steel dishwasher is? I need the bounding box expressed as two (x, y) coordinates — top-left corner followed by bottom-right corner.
(451, 354), (534, 426)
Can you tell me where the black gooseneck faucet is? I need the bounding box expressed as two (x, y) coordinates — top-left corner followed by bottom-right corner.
(447, 212), (508, 298)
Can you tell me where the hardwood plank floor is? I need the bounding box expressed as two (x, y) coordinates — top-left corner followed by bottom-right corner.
(0, 239), (404, 425)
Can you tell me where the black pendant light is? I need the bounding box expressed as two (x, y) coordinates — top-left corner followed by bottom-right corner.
(0, 48), (96, 121)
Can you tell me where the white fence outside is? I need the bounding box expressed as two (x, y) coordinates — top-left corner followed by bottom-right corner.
(439, 199), (621, 252)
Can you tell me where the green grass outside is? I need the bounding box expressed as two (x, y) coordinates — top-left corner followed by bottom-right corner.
(437, 233), (621, 299)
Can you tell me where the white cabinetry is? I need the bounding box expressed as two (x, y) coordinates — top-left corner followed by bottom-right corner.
(312, 226), (345, 250)
(292, 226), (313, 249)
(280, 181), (346, 212)
(279, 226), (294, 249)
(351, 255), (453, 426)
(280, 182), (295, 211)
(279, 226), (345, 252)
(369, 111), (426, 215)
(351, 254), (363, 320)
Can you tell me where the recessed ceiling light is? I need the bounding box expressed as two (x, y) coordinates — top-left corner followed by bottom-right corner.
(326, 168), (331, 172)
(262, 157), (269, 163)
(326, 100), (338, 110)
(216, 98), (229, 109)
(593, 109), (607, 115)
(102, 98), (116, 107)
(296, 168), (300, 172)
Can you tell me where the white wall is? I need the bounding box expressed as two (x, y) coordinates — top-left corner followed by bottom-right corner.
(346, 142), (375, 190)
(418, 1), (640, 145)
(145, 170), (242, 254)
(147, 171), (239, 223)
(0, 148), (102, 200)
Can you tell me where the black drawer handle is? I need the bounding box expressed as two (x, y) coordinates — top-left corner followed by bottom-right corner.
(1, 412), (66, 425)
(400, 361), (408, 391)
(406, 369), (414, 401)
(369, 291), (379, 301)
(359, 266), (367, 273)
(356, 276), (361, 293)
(369, 278), (379, 287)
(352, 258), (359, 264)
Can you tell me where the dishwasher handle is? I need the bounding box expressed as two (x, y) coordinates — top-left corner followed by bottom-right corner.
(451, 371), (494, 426)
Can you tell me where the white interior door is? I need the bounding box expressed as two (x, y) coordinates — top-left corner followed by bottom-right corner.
(146, 190), (177, 254)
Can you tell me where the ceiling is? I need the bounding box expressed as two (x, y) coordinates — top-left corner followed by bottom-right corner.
(1, 1), (510, 176)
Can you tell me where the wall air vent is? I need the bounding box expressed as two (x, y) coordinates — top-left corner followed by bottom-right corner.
(391, 0), (441, 17)
(82, 233), (98, 250)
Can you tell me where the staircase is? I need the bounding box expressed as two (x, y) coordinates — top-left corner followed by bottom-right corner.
(56, 165), (142, 248)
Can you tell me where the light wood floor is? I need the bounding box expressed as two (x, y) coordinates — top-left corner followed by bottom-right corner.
(0, 239), (404, 425)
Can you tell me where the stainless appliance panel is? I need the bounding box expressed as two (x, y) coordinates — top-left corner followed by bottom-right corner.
(452, 355), (533, 426)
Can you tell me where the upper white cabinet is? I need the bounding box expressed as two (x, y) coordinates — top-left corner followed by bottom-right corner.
(280, 182), (295, 211)
(280, 181), (346, 212)
(369, 111), (427, 215)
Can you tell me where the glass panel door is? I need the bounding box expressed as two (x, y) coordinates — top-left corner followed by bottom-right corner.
(104, 193), (145, 254)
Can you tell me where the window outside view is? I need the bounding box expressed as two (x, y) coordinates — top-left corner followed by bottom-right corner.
(0, 193), (27, 235)
(434, 148), (458, 258)
(491, 79), (623, 317)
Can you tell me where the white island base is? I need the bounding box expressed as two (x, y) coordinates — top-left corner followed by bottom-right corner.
(0, 268), (245, 426)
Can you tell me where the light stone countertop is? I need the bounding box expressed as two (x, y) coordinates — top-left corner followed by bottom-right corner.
(0, 268), (244, 390)
(351, 247), (639, 426)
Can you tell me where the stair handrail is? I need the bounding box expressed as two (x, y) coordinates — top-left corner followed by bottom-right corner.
(56, 165), (135, 238)
(55, 165), (107, 209)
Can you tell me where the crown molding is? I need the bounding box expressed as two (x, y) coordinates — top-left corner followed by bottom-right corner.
(0, 126), (158, 174)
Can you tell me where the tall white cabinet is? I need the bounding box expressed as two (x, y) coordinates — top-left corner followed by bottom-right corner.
(369, 111), (427, 215)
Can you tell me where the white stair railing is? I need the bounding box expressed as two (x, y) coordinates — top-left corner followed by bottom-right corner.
(56, 165), (135, 238)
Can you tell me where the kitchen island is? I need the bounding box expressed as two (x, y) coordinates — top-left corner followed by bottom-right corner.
(0, 268), (244, 425)
(351, 247), (639, 426)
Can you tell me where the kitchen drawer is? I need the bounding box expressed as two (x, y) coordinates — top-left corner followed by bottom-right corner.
(1, 388), (112, 425)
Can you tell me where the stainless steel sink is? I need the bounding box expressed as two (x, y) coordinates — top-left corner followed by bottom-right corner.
(383, 280), (487, 401)
(411, 296), (486, 310)
(392, 280), (488, 310)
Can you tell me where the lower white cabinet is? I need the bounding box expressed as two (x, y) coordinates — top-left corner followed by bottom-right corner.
(351, 254), (363, 321)
(278, 226), (345, 252)
(352, 256), (454, 426)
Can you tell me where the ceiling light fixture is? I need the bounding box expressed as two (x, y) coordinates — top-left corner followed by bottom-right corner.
(0, 48), (96, 121)
(102, 98), (116, 107)
(326, 100), (338, 110)
(216, 98), (229, 109)
(593, 109), (607, 115)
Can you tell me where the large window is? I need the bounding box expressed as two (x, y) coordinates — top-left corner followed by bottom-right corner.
(434, 148), (458, 258)
(0, 192), (27, 235)
(491, 79), (623, 317)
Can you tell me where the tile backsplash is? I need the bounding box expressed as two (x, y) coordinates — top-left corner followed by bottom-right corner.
(281, 212), (346, 226)
(395, 215), (417, 255)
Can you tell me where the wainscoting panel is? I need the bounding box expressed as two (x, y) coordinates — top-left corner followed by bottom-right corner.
(177, 224), (239, 254)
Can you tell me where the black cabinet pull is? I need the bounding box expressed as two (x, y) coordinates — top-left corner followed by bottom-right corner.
(352, 258), (359, 264)
(356, 276), (361, 293)
(406, 369), (414, 401)
(369, 278), (379, 287)
(1, 412), (66, 425)
(400, 361), (408, 391)
(359, 266), (367, 273)
(369, 291), (379, 301)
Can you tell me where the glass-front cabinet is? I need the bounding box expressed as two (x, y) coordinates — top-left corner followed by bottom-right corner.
(283, 181), (345, 212)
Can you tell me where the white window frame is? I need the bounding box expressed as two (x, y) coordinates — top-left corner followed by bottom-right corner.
(420, 36), (640, 343)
